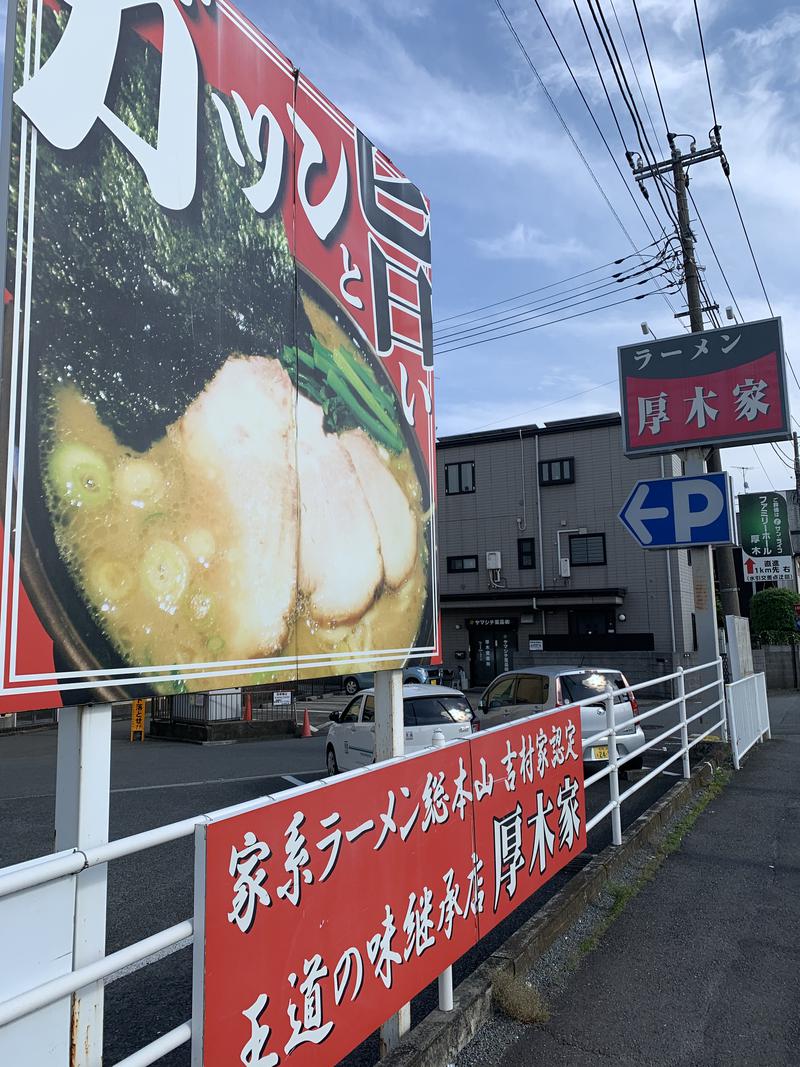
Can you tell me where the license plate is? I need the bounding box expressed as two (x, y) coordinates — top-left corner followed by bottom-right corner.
(591, 746), (609, 760)
(430, 678), (437, 685)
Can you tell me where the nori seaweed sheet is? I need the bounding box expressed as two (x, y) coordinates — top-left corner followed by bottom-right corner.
(17, 5), (310, 452)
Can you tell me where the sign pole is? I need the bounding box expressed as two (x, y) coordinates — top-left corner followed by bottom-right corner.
(684, 450), (720, 671)
(374, 669), (411, 1055)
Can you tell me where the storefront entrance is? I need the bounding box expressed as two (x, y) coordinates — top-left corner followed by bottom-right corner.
(468, 617), (517, 688)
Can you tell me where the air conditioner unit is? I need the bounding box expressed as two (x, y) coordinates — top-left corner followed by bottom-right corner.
(560, 557), (571, 578)
(486, 550), (502, 571)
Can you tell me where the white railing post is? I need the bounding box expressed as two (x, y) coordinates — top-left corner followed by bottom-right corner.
(375, 671), (410, 1054)
(758, 673), (771, 741)
(55, 703), (112, 1067)
(605, 692), (622, 846)
(717, 658), (729, 744)
(430, 728), (454, 1013)
(725, 683), (741, 771)
(677, 667), (690, 780)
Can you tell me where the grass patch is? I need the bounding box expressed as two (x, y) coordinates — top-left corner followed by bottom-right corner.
(492, 970), (551, 1025)
(576, 766), (732, 959)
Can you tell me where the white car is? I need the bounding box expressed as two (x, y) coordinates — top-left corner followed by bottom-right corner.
(325, 684), (473, 775)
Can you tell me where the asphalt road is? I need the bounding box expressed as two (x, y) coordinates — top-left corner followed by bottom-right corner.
(0, 694), (718, 1067)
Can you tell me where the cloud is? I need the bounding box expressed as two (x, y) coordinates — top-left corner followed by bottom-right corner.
(474, 223), (592, 263)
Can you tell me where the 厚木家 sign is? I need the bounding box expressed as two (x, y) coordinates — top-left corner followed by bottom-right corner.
(619, 318), (789, 456)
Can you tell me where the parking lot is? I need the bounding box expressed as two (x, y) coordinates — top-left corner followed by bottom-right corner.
(0, 684), (719, 1066)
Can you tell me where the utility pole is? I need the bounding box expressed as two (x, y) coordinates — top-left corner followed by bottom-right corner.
(793, 432), (800, 497)
(634, 134), (742, 622)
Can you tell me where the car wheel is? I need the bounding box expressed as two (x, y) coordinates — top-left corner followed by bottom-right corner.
(343, 677), (359, 695)
(326, 747), (339, 775)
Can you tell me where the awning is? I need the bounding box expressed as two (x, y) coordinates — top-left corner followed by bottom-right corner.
(533, 588), (626, 609)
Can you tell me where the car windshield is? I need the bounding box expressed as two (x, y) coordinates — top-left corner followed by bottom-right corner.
(560, 671), (619, 703)
(411, 696), (472, 725)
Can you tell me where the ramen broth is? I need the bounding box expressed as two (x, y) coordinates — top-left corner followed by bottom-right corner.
(43, 332), (427, 692)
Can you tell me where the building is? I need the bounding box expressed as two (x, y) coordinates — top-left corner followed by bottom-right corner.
(436, 413), (698, 687)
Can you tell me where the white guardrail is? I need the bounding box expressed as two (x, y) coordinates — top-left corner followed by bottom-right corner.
(725, 671), (770, 770)
(0, 658), (751, 1066)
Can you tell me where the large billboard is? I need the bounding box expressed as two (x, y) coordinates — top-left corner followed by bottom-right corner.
(194, 710), (586, 1065)
(619, 317), (789, 455)
(0, 0), (437, 711)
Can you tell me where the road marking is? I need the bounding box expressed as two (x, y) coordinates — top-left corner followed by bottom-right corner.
(0, 770), (322, 802)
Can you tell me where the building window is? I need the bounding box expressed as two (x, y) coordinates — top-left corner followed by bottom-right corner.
(539, 457), (574, 486)
(569, 533), (606, 566)
(444, 461), (475, 495)
(447, 555), (478, 573)
(517, 538), (536, 570)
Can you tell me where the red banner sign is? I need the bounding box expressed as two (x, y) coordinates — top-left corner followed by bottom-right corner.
(195, 708), (585, 1065)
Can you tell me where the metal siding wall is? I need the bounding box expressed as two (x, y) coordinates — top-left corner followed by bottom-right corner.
(437, 420), (694, 659)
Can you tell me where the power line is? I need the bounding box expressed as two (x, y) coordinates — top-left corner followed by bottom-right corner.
(608, 0), (660, 146)
(693, 0), (719, 131)
(586, 0), (679, 228)
(532, 0), (669, 250)
(567, 0), (677, 247)
(493, 0), (641, 254)
(631, 0), (670, 136)
(726, 174), (774, 317)
(690, 0), (776, 320)
(434, 241), (662, 325)
(686, 186), (744, 320)
(436, 267), (675, 346)
(786, 353), (800, 392)
(435, 285), (677, 355)
(752, 447), (776, 491)
(466, 377), (618, 433)
(691, 2), (800, 391)
(435, 252), (673, 340)
(769, 442), (794, 470)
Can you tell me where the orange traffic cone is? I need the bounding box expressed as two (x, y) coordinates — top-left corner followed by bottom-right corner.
(301, 708), (312, 738)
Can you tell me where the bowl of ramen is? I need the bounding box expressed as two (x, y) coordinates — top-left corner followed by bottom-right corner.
(19, 267), (433, 700)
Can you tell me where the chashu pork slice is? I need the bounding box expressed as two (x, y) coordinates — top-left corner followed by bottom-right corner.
(171, 356), (297, 658)
(297, 396), (384, 623)
(341, 428), (417, 589)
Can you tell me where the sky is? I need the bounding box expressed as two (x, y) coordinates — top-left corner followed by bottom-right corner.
(2, 0), (799, 493)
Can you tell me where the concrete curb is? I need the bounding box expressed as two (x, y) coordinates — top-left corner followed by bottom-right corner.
(380, 745), (728, 1067)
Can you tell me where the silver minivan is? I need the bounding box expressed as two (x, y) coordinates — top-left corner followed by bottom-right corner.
(477, 667), (646, 769)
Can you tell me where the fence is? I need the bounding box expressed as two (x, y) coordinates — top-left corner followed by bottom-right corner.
(152, 686), (296, 726)
(725, 672), (771, 770)
(0, 659), (739, 1066)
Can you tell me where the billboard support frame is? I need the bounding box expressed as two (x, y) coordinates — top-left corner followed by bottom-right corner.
(374, 667), (412, 1056)
(54, 701), (112, 1067)
(685, 450), (720, 673)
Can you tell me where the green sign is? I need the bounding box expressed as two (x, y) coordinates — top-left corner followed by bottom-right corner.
(739, 492), (793, 582)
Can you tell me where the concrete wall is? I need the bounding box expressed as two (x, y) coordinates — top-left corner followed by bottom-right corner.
(752, 646), (800, 690)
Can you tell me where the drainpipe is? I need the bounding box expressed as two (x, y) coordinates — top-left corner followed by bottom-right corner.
(517, 428), (527, 533)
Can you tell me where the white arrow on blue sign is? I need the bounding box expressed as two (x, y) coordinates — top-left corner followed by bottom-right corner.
(619, 473), (736, 549)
